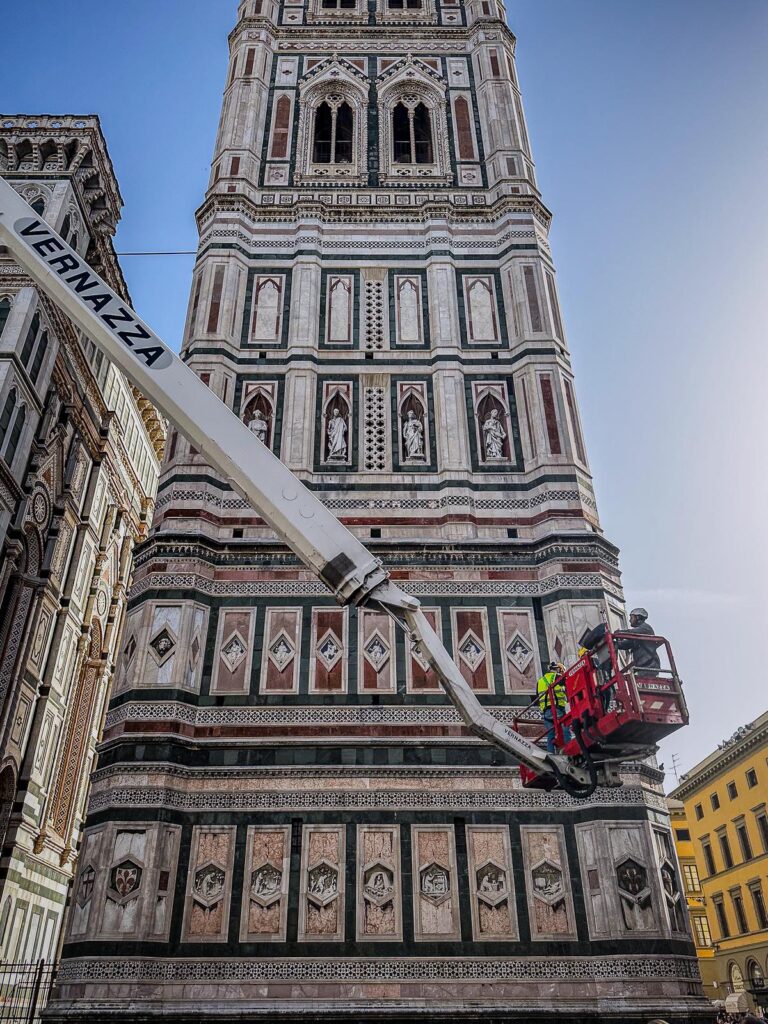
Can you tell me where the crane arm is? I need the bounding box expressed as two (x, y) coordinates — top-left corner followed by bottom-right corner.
(0, 176), (599, 794)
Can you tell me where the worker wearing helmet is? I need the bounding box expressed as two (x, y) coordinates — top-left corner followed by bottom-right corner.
(615, 608), (661, 671)
(537, 661), (569, 753)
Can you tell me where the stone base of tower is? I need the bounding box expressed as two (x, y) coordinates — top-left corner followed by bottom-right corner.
(47, 956), (709, 1024)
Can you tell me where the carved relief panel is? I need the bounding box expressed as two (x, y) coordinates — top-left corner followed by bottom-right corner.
(260, 608), (302, 694)
(356, 825), (402, 942)
(411, 825), (460, 941)
(496, 608), (539, 692)
(451, 607), (494, 692)
(577, 822), (673, 940)
(182, 826), (236, 943)
(652, 828), (687, 934)
(358, 609), (396, 693)
(466, 825), (518, 941)
(542, 599), (604, 670)
(240, 826), (291, 942)
(521, 825), (577, 940)
(211, 607), (256, 695)
(309, 607), (348, 693)
(299, 825), (345, 942)
(70, 827), (104, 938)
(406, 607), (443, 692)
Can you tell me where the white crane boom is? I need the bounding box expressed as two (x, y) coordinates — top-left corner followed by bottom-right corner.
(0, 175), (604, 795)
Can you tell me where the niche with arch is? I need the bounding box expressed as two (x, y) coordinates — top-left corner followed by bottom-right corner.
(397, 382), (430, 465)
(241, 382), (277, 451)
(322, 383), (352, 465)
(473, 384), (512, 464)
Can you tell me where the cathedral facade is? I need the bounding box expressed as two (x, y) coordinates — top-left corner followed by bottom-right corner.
(0, 116), (164, 964)
(49, 1), (708, 1021)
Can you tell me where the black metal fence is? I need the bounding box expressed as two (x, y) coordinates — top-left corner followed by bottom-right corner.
(0, 962), (57, 1024)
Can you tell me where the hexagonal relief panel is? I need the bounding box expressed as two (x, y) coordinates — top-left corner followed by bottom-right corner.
(109, 859), (142, 901)
(193, 863), (226, 907)
(531, 858), (564, 907)
(307, 859), (339, 907)
(250, 862), (282, 907)
(476, 860), (508, 908)
(420, 862), (451, 905)
(363, 862), (394, 906)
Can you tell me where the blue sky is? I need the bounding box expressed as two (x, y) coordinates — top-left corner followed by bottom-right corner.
(2, 0), (767, 780)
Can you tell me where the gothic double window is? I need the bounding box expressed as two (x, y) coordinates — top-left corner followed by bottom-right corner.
(392, 102), (433, 165)
(312, 99), (354, 165)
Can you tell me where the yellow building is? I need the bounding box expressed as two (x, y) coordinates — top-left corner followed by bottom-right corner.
(670, 710), (768, 1016)
(668, 798), (718, 999)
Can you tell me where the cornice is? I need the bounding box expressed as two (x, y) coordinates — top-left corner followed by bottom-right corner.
(670, 719), (768, 799)
(195, 190), (552, 233)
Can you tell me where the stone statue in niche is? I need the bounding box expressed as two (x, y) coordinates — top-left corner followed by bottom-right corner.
(326, 406), (348, 461)
(482, 407), (507, 460)
(402, 409), (425, 460)
(248, 411), (269, 445)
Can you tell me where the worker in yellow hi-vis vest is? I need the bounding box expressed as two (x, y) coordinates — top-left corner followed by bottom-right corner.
(537, 661), (569, 753)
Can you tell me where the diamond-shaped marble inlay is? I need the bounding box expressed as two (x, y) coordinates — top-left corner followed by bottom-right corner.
(123, 635), (136, 663)
(190, 635), (201, 664)
(458, 629), (485, 670)
(316, 630), (343, 671)
(149, 627), (176, 665)
(221, 631), (248, 673)
(268, 630), (295, 671)
(364, 630), (390, 671)
(506, 630), (534, 673)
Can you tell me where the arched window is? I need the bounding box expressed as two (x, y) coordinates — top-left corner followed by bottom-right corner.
(0, 298), (10, 339)
(60, 213), (71, 242)
(313, 102), (333, 163)
(31, 198), (45, 216)
(30, 330), (49, 385)
(0, 389), (16, 449)
(20, 313), (40, 367)
(313, 100), (354, 164)
(729, 961), (745, 993)
(392, 102), (433, 164)
(4, 404), (26, 467)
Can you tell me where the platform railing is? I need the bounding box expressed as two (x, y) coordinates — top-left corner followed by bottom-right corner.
(0, 961), (57, 1024)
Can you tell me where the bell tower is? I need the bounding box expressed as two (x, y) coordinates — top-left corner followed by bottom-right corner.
(48, 2), (710, 1022)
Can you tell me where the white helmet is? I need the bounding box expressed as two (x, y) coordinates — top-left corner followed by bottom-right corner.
(629, 607), (648, 621)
